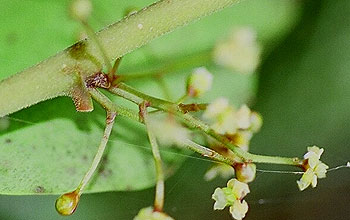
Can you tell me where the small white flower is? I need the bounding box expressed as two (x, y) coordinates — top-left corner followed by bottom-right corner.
(203, 97), (230, 119)
(187, 67), (213, 97)
(70, 0), (92, 21)
(203, 99), (261, 139)
(234, 163), (256, 183)
(213, 27), (261, 74)
(249, 112), (263, 133)
(297, 146), (329, 191)
(203, 98), (237, 134)
(134, 207), (174, 220)
(228, 131), (253, 152)
(303, 146), (324, 168)
(204, 164), (235, 181)
(227, 178), (250, 199)
(229, 200), (249, 220)
(148, 115), (189, 147)
(212, 188), (228, 210)
(236, 105), (251, 130)
(212, 179), (250, 220)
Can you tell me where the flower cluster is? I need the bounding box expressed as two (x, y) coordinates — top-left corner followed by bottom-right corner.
(134, 207), (174, 220)
(213, 27), (261, 74)
(203, 98), (260, 182)
(212, 179), (250, 220)
(297, 146), (329, 191)
(203, 98), (262, 150)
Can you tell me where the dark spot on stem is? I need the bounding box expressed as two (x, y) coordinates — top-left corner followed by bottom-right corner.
(85, 72), (110, 89)
(5, 139), (11, 144)
(67, 41), (102, 68)
(35, 186), (45, 193)
(68, 41), (88, 60)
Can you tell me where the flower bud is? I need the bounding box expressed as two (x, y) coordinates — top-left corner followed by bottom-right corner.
(70, 0), (92, 21)
(234, 163), (256, 183)
(187, 67), (213, 97)
(55, 190), (80, 216)
(134, 207), (174, 220)
(213, 27), (261, 74)
(249, 112), (263, 133)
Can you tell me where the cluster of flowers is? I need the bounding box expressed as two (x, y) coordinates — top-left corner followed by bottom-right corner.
(132, 28), (329, 220)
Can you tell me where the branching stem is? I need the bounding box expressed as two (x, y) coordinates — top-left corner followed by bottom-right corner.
(109, 83), (302, 166)
(140, 102), (165, 212)
(77, 111), (116, 195)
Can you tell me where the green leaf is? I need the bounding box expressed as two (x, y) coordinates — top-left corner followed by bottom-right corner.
(0, 0), (300, 194)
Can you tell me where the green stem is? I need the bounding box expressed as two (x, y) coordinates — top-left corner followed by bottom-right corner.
(140, 102), (165, 212)
(111, 83), (302, 166)
(115, 50), (211, 84)
(90, 88), (233, 168)
(182, 139), (235, 165)
(77, 111), (116, 194)
(89, 89), (139, 122)
(0, 0), (241, 118)
(81, 21), (113, 76)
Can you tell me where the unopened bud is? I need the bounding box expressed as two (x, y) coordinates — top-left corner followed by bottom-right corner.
(70, 0), (92, 21)
(234, 163), (256, 183)
(250, 112), (263, 133)
(55, 190), (80, 216)
(187, 67), (213, 97)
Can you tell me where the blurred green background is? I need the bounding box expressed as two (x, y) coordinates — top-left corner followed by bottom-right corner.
(1, 0), (350, 219)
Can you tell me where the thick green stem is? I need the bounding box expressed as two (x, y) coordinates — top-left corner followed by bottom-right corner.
(0, 0), (240, 117)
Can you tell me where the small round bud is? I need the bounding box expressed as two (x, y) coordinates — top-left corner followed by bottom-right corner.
(213, 27), (261, 74)
(236, 105), (251, 129)
(70, 0), (92, 22)
(187, 67), (213, 97)
(234, 163), (256, 183)
(134, 207), (174, 220)
(148, 115), (189, 147)
(203, 97), (238, 135)
(249, 112), (263, 133)
(55, 190), (80, 216)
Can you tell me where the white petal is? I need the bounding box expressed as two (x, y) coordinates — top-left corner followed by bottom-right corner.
(229, 200), (249, 220)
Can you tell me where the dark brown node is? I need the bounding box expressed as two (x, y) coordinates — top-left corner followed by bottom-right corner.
(106, 112), (117, 124)
(138, 101), (151, 123)
(179, 103), (207, 113)
(85, 72), (110, 89)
